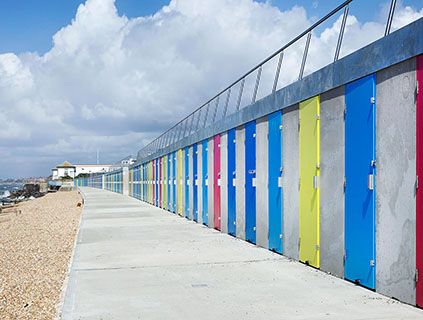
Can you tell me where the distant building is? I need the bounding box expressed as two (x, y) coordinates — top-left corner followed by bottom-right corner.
(51, 161), (112, 180)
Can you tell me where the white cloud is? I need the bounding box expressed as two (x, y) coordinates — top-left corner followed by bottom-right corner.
(0, 0), (421, 177)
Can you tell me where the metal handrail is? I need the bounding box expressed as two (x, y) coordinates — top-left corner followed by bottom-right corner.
(137, 0), (398, 160)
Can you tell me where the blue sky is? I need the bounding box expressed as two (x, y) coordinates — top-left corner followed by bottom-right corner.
(1, 0), (421, 54)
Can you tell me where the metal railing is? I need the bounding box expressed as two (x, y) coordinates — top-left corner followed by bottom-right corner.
(137, 0), (398, 160)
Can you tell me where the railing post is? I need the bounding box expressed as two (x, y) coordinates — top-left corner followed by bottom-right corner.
(272, 52), (284, 93)
(236, 78), (245, 111)
(189, 112), (195, 135)
(195, 108), (202, 132)
(212, 95), (220, 123)
(223, 87), (231, 117)
(203, 102), (210, 127)
(299, 31), (312, 80)
(252, 66), (262, 104)
(334, 5), (349, 62)
(385, 0), (397, 36)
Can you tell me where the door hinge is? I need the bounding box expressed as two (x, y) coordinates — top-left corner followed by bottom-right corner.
(343, 108), (346, 121)
(298, 237), (301, 249)
(416, 268), (419, 284)
(416, 176), (419, 190)
(343, 177), (346, 192)
(343, 254), (346, 266)
(370, 96), (375, 104)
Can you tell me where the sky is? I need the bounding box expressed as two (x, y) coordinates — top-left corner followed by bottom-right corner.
(0, 0), (422, 178)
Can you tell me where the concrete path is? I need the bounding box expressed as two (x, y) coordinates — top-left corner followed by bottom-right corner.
(60, 188), (423, 320)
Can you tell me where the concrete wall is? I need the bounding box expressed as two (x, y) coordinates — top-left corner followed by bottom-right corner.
(376, 58), (417, 305)
(197, 143), (203, 224)
(320, 86), (345, 278)
(236, 126), (246, 240)
(207, 138), (214, 228)
(256, 116), (268, 249)
(221, 132), (229, 234)
(122, 167), (129, 196)
(282, 106), (299, 261)
(189, 146), (194, 220)
(89, 23), (423, 306)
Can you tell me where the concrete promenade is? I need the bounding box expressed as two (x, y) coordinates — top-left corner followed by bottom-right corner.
(60, 188), (423, 319)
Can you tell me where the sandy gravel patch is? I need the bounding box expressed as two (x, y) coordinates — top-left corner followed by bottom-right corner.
(0, 191), (82, 320)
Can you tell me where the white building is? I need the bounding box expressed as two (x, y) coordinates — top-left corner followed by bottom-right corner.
(51, 161), (112, 180)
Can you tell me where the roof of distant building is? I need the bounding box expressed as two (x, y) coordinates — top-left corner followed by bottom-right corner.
(56, 161), (75, 168)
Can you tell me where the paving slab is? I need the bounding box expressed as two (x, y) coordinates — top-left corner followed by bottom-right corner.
(60, 188), (423, 320)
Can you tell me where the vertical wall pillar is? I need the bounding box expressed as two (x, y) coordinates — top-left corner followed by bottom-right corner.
(376, 59), (416, 304)
(256, 117), (268, 248)
(189, 146), (194, 220)
(320, 87), (345, 278)
(208, 138), (215, 228)
(122, 167), (129, 196)
(220, 132), (229, 234)
(236, 126), (246, 240)
(283, 106), (300, 261)
(198, 142), (203, 224)
(193, 144), (199, 222)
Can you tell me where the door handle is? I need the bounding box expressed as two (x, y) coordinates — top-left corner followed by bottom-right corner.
(368, 174), (374, 190)
(313, 176), (319, 189)
(278, 176), (283, 188)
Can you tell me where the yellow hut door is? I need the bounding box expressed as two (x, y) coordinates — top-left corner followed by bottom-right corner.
(299, 96), (320, 268)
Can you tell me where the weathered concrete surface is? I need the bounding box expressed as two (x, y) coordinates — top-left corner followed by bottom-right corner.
(122, 167), (129, 196)
(282, 106), (299, 260)
(61, 188), (423, 320)
(197, 143), (203, 224)
(320, 87), (345, 278)
(220, 132), (228, 234)
(256, 116), (268, 249)
(235, 126), (246, 240)
(376, 58), (417, 305)
(207, 138), (214, 228)
(189, 146), (194, 220)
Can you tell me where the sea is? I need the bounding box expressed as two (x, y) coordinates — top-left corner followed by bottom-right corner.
(0, 183), (23, 198)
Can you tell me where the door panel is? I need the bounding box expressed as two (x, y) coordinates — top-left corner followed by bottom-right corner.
(214, 135), (221, 230)
(228, 128), (236, 236)
(299, 96), (320, 268)
(268, 111), (283, 253)
(163, 155), (167, 210)
(185, 147), (190, 218)
(177, 149), (183, 216)
(193, 144), (198, 221)
(172, 152), (176, 213)
(159, 157), (162, 207)
(151, 160), (156, 205)
(417, 55), (423, 306)
(245, 121), (257, 244)
(345, 74), (376, 289)
(202, 140), (208, 225)
(156, 159), (159, 206)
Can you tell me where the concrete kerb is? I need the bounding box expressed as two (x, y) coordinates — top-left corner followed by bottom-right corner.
(55, 187), (86, 320)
